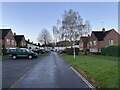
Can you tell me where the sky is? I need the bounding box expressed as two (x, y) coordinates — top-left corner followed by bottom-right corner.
(1, 2), (118, 43)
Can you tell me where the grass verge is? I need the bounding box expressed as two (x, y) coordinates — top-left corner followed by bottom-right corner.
(2, 55), (9, 60)
(40, 52), (49, 57)
(61, 54), (118, 88)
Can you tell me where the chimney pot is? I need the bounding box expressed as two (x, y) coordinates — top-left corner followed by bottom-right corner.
(14, 33), (16, 36)
(102, 28), (105, 32)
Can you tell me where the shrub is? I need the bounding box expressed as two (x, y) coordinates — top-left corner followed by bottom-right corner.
(2, 49), (8, 55)
(101, 44), (120, 57)
(64, 48), (79, 55)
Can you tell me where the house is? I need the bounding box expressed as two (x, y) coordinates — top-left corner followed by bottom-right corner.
(26, 39), (40, 50)
(14, 34), (26, 48)
(88, 28), (120, 53)
(54, 40), (80, 51)
(26, 40), (33, 50)
(0, 29), (16, 49)
(79, 36), (89, 51)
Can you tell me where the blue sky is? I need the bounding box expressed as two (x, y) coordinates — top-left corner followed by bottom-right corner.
(2, 2), (118, 43)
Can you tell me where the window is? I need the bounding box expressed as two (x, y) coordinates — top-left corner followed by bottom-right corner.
(6, 39), (10, 45)
(93, 41), (96, 46)
(109, 40), (114, 45)
(90, 41), (92, 46)
(11, 40), (14, 45)
(21, 49), (26, 53)
(81, 43), (83, 47)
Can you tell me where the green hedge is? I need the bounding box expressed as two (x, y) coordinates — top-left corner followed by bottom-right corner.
(64, 48), (79, 55)
(2, 49), (8, 55)
(101, 44), (120, 57)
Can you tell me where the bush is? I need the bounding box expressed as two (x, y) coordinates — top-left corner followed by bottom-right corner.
(101, 44), (120, 57)
(64, 48), (79, 55)
(2, 49), (8, 55)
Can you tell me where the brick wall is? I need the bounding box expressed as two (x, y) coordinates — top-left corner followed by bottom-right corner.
(20, 36), (26, 46)
(104, 30), (120, 46)
(4, 30), (16, 49)
(79, 39), (83, 50)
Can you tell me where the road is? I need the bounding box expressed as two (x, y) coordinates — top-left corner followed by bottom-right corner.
(3, 52), (92, 89)
(2, 56), (42, 88)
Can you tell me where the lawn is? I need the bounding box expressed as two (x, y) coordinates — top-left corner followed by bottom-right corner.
(61, 54), (119, 88)
(2, 55), (9, 60)
(40, 52), (49, 57)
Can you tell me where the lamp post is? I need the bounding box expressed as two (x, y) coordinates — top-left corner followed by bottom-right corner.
(73, 41), (76, 59)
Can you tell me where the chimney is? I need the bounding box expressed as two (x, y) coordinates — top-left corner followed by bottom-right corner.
(28, 39), (30, 42)
(102, 28), (105, 32)
(88, 34), (90, 37)
(14, 32), (16, 36)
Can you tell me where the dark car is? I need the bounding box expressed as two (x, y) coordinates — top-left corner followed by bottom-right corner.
(9, 48), (38, 60)
(39, 49), (46, 54)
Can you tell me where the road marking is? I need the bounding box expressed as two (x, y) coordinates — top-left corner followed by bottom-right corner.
(71, 66), (95, 90)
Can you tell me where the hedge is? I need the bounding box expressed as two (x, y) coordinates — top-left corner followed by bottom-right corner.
(101, 44), (120, 57)
(2, 49), (8, 55)
(64, 48), (79, 55)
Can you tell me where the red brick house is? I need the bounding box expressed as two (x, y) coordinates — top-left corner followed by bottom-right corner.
(88, 28), (120, 53)
(0, 29), (16, 49)
(14, 34), (26, 47)
(79, 36), (89, 51)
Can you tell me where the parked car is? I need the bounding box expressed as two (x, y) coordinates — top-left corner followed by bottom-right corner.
(9, 48), (38, 60)
(32, 49), (40, 54)
(39, 49), (46, 54)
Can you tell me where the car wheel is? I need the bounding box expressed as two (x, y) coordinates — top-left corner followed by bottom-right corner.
(12, 55), (17, 60)
(28, 55), (32, 59)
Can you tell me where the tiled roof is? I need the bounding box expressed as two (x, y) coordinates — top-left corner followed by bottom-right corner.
(92, 29), (112, 41)
(14, 35), (24, 44)
(80, 36), (89, 43)
(0, 29), (11, 39)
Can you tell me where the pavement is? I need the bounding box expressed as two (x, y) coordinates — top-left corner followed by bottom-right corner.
(2, 52), (92, 89)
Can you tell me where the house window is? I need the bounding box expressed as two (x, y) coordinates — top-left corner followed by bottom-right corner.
(6, 39), (10, 45)
(93, 41), (96, 46)
(11, 40), (15, 45)
(90, 41), (92, 46)
(109, 40), (114, 45)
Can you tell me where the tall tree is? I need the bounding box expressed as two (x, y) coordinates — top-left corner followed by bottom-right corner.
(53, 9), (91, 47)
(37, 28), (52, 46)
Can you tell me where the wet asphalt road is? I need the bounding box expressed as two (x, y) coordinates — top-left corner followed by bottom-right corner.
(2, 56), (42, 88)
(12, 52), (90, 88)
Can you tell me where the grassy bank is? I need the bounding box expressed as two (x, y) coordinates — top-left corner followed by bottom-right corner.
(61, 54), (118, 88)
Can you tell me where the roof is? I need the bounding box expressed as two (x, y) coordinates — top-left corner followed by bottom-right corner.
(14, 35), (25, 44)
(26, 40), (32, 44)
(0, 29), (11, 39)
(80, 36), (89, 43)
(92, 29), (112, 41)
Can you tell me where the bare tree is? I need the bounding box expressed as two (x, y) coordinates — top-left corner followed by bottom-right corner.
(53, 9), (91, 58)
(54, 9), (91, 47)
(53, 26), (59, 43)
(37, 28), (52, 46)
(82, 20), (91, 36)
